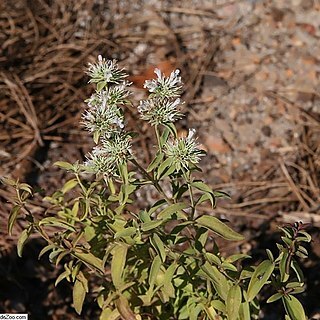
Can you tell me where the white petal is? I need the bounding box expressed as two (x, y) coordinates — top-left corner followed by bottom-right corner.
(154, 68), (162, 80)
(187, 128), (196, 139)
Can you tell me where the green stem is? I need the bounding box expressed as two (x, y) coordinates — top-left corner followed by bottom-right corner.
(182, 168), (195, 219)
(24, 208), (52, 244)
(75, 173), (87, 194)
(130, 158), (172, 204)
(155, 125), (161, 150)
(16, 188), (22, 203)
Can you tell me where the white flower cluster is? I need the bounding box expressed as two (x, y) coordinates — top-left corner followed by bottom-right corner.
(87, 55), (127, 84)
(138, 97), (182, 126)
(82, 92), (124, 139)
(138, 68), (183, 126)
(101, 133), (132, 163)
(84, 133), (132, 174)
(164, 129), (205, 171)
(144, 68), (182, 98)
(83, 55), (132, 176)
(84, 149), (115, 175)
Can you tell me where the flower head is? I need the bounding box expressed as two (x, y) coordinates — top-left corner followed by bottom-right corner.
(101, 133), (132, 164)
(82, 94), (124, 140)
(164, 129), (205, 170)
(86, 82), (131, 107)
(144, 68), (182, 98)
(138, 97), (183, 125)
(84, 132), (132, 175)
(107, 81), (132, 106)
(87, 56), (127, 84)
(84, 148), (115, 176)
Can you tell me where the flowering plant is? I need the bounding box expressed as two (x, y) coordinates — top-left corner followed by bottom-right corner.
(4, 57), (310, 320)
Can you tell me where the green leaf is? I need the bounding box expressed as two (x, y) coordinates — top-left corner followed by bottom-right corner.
(148, 199), (166, 216)
(159, 127), (170, 147)
(19, 183), (33, 194)
(212, 190), (231, 199)
(115, 227), (136, 239)
(54, 161), (74, 171)
(119, 184), (136, 205)
(1, 177), (16, 187)
(267, 292), (283, 303)
(190, 304), (203, 320)
(107, 178), (116, 195)
(73, 251), (104, 273)
(279, 251), (290, 282)
(71, 263), (81, 282)
(49, 248), (64, 263)
(147, 152), (164, 172)
(170, 221), (193, 236)
(239, 267), (254, 281)
(8, 205), (21, 235)
(118, 163), (129, 184)
(283, 295), (306, 320)
(55, 269), (71, 286)
(266, 249), (274, 262)
(211, 299), (226, 313)
(39, 217), (76, 232)
(286, 282), (303, 289)
(162, 163), (178, 179)
(84, 225), (96, 242)
(17, 228), (31, 257)
(162, 262), (177, 298)
(225, 253), (251, 263)
(38, 244), (56, 259)
(149, 255), (162, 288)
(172, 183), (188, 200)
(297, 231), (311, 242)
(93, 131), (100, 144)
(61, 179), (78, 194)
(282, 236), (293, 247)
(239, 299), (251, 320)
(196, 215), (244, 241)
(201, 262), (229, 300)
(164, 122), (177, 138)
(97, 80), (107, 92)
(226, 284), (242, 320)
(76, 271), (89, 293)
(291, 260), (304, 282)
(150, 233), (166, 262)
(247, 260), (275, 302)
(139, 210), (151, 223)
(115, 295), (136, 320)
(296, 245), (308, 259)
(71, 200), (80, 217)
(156, 157), (173, 179)
(279, 227), (294, 238)
(141, 220), (164, 232)
(222, 261), (238, 272)
(99, 308), (120, 320)
(195, 228), (208, 250)
(157, 202), (188, 220)
(204, 306), (218, 320)
(191, 181), (213, 193)
(111, 244), (127, 288)
(291, 287), (305, 295)
(73, 279), (86, 315)
(205, 252), (221, 266)
(196, 192), (216, 208)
